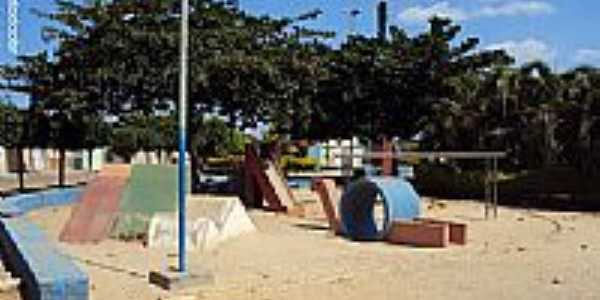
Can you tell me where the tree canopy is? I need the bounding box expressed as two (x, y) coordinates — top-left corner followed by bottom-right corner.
(0, 0), (599, 176)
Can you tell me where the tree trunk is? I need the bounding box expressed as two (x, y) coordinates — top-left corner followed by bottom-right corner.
(190, 150), (201, 194)
(58, 147), (66, 187)
(88, 148), (94, 172)
(17, 146), (24, 192)
(578, 98), (594, 175)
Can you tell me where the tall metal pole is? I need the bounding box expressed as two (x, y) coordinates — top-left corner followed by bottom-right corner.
(178, 0), (189, 273)
(377, 1), (388, 42)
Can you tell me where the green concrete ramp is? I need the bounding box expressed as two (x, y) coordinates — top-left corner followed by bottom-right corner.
(112, 165), (189, 239)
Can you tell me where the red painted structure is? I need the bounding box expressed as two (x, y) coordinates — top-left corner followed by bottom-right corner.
(243, 145), (286, 212)
(312, 178), (341, 234)
(59, 165), (130, 243)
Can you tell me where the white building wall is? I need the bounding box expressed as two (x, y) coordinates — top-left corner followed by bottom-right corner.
(29, 148), (47, 171)
(0, 147), (7, 174)
(81, 148), (107, 171)
(324, 138), (364, 168)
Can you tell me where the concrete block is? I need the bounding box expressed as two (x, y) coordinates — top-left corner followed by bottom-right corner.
(148, 197), (255, 252)
(415, 218), (467, 245)
(386, 220), (449, 248)
(149, 270), (213, 291)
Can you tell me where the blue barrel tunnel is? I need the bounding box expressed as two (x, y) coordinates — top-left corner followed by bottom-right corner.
(339, 177), (421, 240)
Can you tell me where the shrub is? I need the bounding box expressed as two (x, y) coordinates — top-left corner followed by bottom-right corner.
(281, 156), (318, 171)
(413, 163), (486, 198)
(206, 156), (243, 169)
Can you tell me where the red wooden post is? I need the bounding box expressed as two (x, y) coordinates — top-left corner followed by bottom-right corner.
(382, 137), (393, 176)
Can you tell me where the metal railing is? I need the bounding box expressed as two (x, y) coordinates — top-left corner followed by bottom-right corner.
(336, 151), (507, 219)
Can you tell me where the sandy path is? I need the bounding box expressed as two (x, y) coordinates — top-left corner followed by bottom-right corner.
(27, 199), (600, 300)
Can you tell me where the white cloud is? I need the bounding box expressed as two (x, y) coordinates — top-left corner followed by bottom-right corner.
(485, 39), (556, 65)
(574, 49), (600, 65)
(399, 2), (468, 23)
(479, 2), (555, 17)
(399, 1), (555, 23)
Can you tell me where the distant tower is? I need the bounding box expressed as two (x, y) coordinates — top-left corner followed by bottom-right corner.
(377, 1), (388, 42)
(7, 0), (19, 55)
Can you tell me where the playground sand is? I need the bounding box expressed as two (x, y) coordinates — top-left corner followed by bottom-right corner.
(27, 197), (600, 300)
(0, 170), (94, 193)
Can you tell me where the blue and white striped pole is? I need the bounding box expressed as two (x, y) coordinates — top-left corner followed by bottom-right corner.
(178, 0), (189, 273)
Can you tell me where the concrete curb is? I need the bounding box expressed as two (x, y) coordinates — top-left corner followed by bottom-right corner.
(0, 189), (82, 217)
(0, 218), (89, 300)
(0, 188), (89, 299)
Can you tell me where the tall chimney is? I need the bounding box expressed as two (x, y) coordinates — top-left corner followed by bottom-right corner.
(377, 1), (388, 41)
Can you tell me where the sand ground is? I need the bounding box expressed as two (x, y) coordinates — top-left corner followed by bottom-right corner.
(24, 196), (600, 300)
(0, 171), (93, 193)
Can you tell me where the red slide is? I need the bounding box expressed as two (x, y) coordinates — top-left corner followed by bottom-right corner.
(60, 165), (130, 243)
(244, 146), (287, 212)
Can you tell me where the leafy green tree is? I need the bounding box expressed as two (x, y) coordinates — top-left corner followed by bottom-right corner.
(558, 67), (600, 175)
(110, 126), (139, 163)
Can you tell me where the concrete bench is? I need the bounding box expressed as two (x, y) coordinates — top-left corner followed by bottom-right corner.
(0, 218), (88, 300)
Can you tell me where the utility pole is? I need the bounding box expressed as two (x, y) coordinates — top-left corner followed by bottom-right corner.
(178, 0), (189, 273)
(377, 1), (388, 42)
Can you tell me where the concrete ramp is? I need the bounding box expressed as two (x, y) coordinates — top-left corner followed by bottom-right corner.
(312, 178), (341, 234)
(147, 196), (256, 251)
(264, 161), (296, 209)
(148, 214), (221, 251)
(60, 164), (130, 243)
(244, 146), (286, 211)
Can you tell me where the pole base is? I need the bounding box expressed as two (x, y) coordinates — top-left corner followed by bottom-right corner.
(149, 268), (214, 291)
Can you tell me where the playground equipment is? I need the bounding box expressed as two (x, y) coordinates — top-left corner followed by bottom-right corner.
(60, 164), (130, 243)
(111, 164), (184, 239)
(339, 151), (506, 219)
(147, 196), (255, 251)
(313, 177), (467, 247)
(0, 189), (89, 300)
(243, 145), (297, 212)
(312, 179), (341, 234)
(339, 177), (421, 240)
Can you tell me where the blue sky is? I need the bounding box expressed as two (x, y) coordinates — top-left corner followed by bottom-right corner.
(1, 0), (600, 105)
(242, 0), (600, 70)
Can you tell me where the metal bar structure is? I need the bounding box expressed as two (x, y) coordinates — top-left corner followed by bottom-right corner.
(178, 0), (189, 273)
(337, 151), (507, 160)
(336, 151), (506, 219)
(484, 159), (491, 219)
(493, 157), (499, 218)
